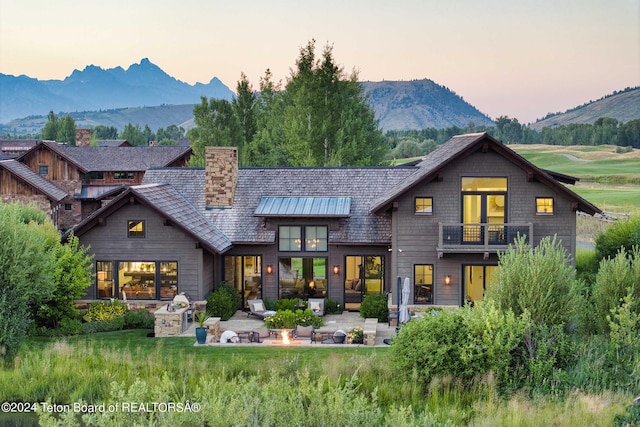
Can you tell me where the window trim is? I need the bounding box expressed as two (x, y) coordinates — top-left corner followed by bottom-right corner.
(414, 197), (434, 215)
(127, 220), (145, 238)
(535, 197), (554, 215)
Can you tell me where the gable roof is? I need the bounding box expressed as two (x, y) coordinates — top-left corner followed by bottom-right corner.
(18, 141), (191, 174)
(143, 166), (416, 244)
(0, 159), (68, 202)
(66, 183), (231, 254)
(370, 132), (601, 215)
(96, 139), (132, 147)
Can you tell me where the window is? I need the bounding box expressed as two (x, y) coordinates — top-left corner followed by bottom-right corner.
(278, 257), (327, 299)
(128, 220), (145, 238)
(536, 197), (554, 215)
(64, 203), (72, 211)
(415, 197), (433, 215)
(278, 226), (328, 252)
(224, 256), (263, 308)
(96, 261), (114, 299)
(114, 172), (135, 180)
(279, 226), (302, 251)
(81, 172), (104, 180)
(159, 262), (178, 299)
(414, 265), (433, 304)
(38, 165), (48, 176)
(304, 226), (328, 251)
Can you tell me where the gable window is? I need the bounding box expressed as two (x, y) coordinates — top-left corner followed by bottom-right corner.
(278, 226), (328, 252)
(536, 197), (554, 215)
(415, 197), (433, 215)
(114, 172), (135, 180)
(128, 220), (145, 238)
(38, 165), (49, 176)
(414, 264), (433, 304)
(64, 203), (72, 211)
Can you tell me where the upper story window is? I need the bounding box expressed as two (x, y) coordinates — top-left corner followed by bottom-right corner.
(536, 197), (554, 215)
(114, 172), (135, 180)
(461, 177), (507, 192)
(38, 165), (49, 176)
(128, 220), (145, 238)
(82, 172), (104, 180)
(278, 226), (328, 252)
(415, 197), (433, 215)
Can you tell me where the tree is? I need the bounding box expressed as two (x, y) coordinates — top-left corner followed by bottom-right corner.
(232, 72), (257, 166)
(57, 115), (77, 145)
(156, 125), (185, 145)
(41, 111), (59, 140)
(120, 123), (148, 146)
(495, 116), (522, 144)
(282, 40), (387, 166)
(187, 97), (241, 166)
(92, 125), (119, 140)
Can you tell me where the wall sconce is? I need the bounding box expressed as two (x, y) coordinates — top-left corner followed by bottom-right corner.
(444, 275), (451, 286)
(266, 265), (273, 274)
(333, 265), (340, 275)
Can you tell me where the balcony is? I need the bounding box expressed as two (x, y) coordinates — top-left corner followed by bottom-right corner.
(437, 223), (532, 258)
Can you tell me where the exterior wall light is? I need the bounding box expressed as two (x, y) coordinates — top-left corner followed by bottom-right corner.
(266, 265), (273, 274)
(444, 275), (451, 286)
(333, 265), (340, 275)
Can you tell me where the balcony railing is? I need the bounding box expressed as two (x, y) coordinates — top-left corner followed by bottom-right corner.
(438, 223), (532, 256)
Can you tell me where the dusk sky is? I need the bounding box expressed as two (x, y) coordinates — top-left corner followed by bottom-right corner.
(1, 0), (638, 124)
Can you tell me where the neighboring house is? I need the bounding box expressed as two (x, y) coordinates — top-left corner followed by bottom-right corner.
(96, 139), (133, 148)
(0, 159), (68, 226)
(0, 139), (40, 159)
(67, 133), (601, 310)
(14, 141), (192, 229)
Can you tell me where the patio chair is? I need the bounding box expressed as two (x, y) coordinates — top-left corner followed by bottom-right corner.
(247, 299), (276, 320)
(251, 327), (271, 343)
(292, 325), (315, 343)
(308, 298), (325, 316)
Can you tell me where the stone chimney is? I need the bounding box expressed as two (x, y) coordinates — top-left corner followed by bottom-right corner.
(75, 128), (91, 147)
(205, 146), (238, 208)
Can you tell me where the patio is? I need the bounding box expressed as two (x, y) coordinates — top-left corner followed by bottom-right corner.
(183, 310), (397, 347)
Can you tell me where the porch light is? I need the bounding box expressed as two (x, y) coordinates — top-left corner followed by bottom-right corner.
(266, 265), (273, 274)
(444, 275), (451, 286)
(333, 265), (340, 275)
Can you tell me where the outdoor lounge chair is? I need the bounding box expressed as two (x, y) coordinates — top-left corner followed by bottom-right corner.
(307, 298), (325, 316)
(247, 299), (276, 320)
(251, 327), (271, 343)
(292, 325), (315, 343)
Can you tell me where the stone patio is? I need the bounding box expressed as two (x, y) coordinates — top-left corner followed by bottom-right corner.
(181, 310), (397, 347)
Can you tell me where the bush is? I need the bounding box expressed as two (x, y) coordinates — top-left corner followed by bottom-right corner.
(595, 214), (640, 262)
(264, 309), (323, 329)
(206, 283), (240, 321)
(275, 298), (302, 311)
(83, 300), (128, 322)
(58, 318), (83, 336)
(123, 309), (154, 329)
(487, 235), (581, 327)
(591, 248), (640, 334)
(359, 293), (388, 322)
(82, 318), (125, 334)
(324, 298), (342, 314)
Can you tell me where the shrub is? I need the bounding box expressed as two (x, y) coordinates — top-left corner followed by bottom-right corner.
(83, 300), (128, 322)
(595, 214), (640, 262)
(58, 318), (83, 336)
(487, 235), (581, 327)
(359, 293), (388, 321)
(591, 247), (640, 333)
(275, 298), (301, 311)
(324, 298), (342, 314)
(206, 283), (240, 321)
(264, 309), (323, 329)
(123, 309), (154, 329)
(82, 318), (125, 333)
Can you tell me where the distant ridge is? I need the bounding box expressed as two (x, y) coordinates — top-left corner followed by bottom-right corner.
(531, 87), (640, 130)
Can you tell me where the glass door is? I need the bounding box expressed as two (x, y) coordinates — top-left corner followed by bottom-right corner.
(463, 265), (498, 304)
(344, 256), (384, 310)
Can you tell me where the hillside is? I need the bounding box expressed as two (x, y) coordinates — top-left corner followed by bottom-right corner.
(531, 87), (640, 130)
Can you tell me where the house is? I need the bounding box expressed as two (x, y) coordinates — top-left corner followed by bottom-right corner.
(0, 139), (40, 159)
(67, 133), (601, 310)
(13, 141), (192, 229)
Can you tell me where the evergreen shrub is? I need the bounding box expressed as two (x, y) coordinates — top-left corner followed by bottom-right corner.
(359, 293), (388, 321)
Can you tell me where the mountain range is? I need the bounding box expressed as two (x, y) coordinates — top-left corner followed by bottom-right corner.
(0, 59), (494, 134)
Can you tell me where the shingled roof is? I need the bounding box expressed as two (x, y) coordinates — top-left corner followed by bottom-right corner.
(67, 183), (231, 254)
(0, 159), (67, 202)
(143, 166), (416, 244)
(370, 132), (601, 215)
(19, 141), (191, 173)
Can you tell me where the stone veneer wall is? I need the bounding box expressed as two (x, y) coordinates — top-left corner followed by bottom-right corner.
(205, 146), (238, 208)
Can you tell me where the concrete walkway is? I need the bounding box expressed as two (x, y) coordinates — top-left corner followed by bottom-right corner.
(183, 310), (397, 347)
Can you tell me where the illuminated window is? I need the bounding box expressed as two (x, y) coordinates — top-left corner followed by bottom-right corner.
(278, 226), (328, 252)
(414, 264), (433, 304)
(415, 197), (433, 215)
(536, 198), (554, 215)
(128, 220), (145, 238)
(304, 226), (327, 251)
